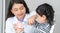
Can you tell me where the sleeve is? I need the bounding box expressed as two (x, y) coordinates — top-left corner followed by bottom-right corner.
(24, 24), (34, 33)
(5, 18), (15, 33)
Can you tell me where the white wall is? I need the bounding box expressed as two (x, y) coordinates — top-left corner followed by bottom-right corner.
(25, 0), (55, 11)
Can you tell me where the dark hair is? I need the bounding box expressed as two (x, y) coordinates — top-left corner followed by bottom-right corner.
(36, 3), (54, 26)
(6, 0), (30, 20)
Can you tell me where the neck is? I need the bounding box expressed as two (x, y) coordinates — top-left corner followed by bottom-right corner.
(37, 19), (48, 24)
(17, 15), (25, 21)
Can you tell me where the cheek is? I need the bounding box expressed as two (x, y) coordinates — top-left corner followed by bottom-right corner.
(39, 17), (42, 20)
(37, 16), (42, 20)
(22, 8), (26, 13)
(13, 12), (18, 16)
(13, 11), (19, 16)
(11, 11), (16, 16)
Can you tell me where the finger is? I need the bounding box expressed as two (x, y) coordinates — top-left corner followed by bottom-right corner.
(30, 20), (35, 25)
(31, 21), (34, 25)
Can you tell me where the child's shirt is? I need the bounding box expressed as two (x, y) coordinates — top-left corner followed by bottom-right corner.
(33, 20), (51, 33)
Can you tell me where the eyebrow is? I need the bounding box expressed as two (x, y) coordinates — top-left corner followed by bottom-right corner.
(12, 5), (24, 9)
(20, 5), (25, 8)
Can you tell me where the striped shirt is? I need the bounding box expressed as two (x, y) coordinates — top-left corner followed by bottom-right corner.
(33, 20), (51, 33)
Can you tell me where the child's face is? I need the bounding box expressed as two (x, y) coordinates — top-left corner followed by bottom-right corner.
(36, 13), (47, 24)
(11, 3), (26, 20)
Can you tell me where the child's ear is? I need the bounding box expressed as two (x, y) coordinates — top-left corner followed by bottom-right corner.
(42, 15), (46, 19)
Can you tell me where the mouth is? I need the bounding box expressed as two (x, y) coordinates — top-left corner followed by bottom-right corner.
(17, 13), (24, 16)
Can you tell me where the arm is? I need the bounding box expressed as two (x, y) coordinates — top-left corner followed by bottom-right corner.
(6, 18), (24, 33)
(26, 15), (36, 25)
(6, 18), (15, 33)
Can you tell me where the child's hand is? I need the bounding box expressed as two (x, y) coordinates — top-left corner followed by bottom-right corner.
(26, 15), (36, 25)
(13, 22), (24, 33)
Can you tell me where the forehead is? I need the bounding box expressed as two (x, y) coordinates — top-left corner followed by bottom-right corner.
(12, 3), (24, 8)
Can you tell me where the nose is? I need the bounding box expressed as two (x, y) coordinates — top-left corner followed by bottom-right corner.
(18, 10), (23, 13)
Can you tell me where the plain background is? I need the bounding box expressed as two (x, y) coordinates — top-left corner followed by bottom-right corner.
(0, 0), (60, 33)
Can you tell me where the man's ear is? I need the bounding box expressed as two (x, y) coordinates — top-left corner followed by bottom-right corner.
(42, 15), (46, 19)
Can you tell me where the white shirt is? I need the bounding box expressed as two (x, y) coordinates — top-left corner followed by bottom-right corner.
(6, 11), (36, 33)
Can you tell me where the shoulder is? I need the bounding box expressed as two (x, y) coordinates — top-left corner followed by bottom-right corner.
(6, 17), (15, 24)
(50, 24), (55, 33)
(6, 17), (14, 21)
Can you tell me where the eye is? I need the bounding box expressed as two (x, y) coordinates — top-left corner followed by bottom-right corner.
(19, 6), (25, 10)
(12, 8), (18, 11)
(20, 7), (24, 10)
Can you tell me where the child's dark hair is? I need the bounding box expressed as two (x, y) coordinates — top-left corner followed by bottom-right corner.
(36, 3), (54, 26)
(6, 0), (30, 20)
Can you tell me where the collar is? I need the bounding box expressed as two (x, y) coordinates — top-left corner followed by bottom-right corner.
(14, 14), (29, 22)
(35, 20), (50, 28)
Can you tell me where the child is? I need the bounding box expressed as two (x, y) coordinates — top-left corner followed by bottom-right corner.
(34, 3), (54, 33)
(27, 3), (54, 33)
